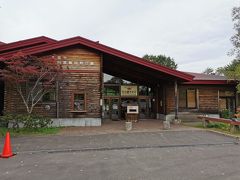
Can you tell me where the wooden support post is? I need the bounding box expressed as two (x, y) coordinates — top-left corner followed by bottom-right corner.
(174, 80), (178, 120)
(56, 80), (59, 118)
(100, 54), (103, 119)
(202, 118), (209, 128)
(156, 85), (159, 119)
(235, 91), (238, 113)
(217, 90), (220, 113)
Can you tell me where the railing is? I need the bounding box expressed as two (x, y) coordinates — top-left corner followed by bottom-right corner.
(197, 115), (240, 132)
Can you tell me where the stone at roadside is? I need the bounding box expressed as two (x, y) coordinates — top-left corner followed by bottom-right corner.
(163, 121), (170, 130)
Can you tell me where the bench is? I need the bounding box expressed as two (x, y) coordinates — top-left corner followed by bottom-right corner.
(197, 115), (240, 133)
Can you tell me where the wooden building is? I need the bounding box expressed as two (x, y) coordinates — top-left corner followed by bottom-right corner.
(0, 36), (237, 126)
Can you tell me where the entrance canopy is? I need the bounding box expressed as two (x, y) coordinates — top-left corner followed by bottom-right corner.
(0, 36), (194, 85)
(103, 53), (190, 85)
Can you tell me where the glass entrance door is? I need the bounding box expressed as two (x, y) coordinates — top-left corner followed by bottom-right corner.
(139, 98), (151, 119)
(103, 98), (120, 120)
(103, 98), (110, 119)
(111, 98), (120, 120)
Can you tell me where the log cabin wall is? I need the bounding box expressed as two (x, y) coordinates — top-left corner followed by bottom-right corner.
(4, 84), (57, 117)
(165, 84), (236, 114)
(4, 46), (101, 118)
(50, 47), (101, 118)
(3, 45), (236, 118)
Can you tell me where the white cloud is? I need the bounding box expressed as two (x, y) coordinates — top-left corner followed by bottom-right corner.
(0, 0), (238, 72)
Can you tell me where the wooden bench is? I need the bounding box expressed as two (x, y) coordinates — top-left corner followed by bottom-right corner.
(197, 116), (240, 133)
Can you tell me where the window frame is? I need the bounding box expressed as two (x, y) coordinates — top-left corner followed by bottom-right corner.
(71, 92), (87, 112)
(103, 84), (120, 97)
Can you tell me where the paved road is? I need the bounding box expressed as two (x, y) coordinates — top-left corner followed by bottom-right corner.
(0, 130), (236, 153)
(0, 130), (240, 180)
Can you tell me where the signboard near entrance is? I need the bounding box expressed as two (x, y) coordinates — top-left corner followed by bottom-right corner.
(121, 85), (138, 97)
(127, 106), (139, 114)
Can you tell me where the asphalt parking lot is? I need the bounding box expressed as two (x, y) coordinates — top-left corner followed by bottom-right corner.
(0, 130), (240, 180)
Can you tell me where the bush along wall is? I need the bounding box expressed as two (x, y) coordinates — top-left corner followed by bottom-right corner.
(219, 109), (234, 119)
(0, 114), (52, 130)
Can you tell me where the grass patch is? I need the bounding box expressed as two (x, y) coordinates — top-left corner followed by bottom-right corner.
(183, 121), (240, 136)
(0, 127), (61, 137)
(206, 122), (230, 131)
(209, 128), (240, 135)
(183, 122), (203, 128)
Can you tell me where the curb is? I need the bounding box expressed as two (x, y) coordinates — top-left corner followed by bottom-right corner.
(206, 129), (240, 139)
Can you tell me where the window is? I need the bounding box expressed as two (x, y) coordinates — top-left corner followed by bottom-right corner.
(73, 93), (86, 111)
(42, 92), (56, 102)
(139, 86), (149, 96)
(219, 98), (227, 110)
(179, 88), (187, 108)
(219, 90), (235, 112)
(104, 86), (120, 96)
(187, 89), (196, 108)
(219, 97), (235, 112)
(179, 88), (198, 109)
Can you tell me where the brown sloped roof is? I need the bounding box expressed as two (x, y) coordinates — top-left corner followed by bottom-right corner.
(0, 36), (194, 81)
(182, 72), (236, 85)
(185, 72), (227, 80)
(0, 36), (56, 54)
(0, 41), (5, 46)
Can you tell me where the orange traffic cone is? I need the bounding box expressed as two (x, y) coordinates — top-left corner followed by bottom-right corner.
(0, 131), (15, 158)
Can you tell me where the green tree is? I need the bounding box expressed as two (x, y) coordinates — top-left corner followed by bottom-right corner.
(229, 6), (240, 58)
(106, 77), (124, 84)
(216, 59), (240, 75)
(223, 6), (240, 92)
(143, 54), (177, 69)
(202, 67), (215, 75)
(215, 67), (226, 76)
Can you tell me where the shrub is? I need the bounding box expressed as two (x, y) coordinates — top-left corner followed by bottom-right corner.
(0, 113), (52, 130)
(21, 114), (52, 129)
(219, 109), (233, 119)
(0, 114), (14, 127)
(207, 122), (230, 131)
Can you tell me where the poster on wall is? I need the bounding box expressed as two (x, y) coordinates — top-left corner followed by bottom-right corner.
(121, 85), (138, 97)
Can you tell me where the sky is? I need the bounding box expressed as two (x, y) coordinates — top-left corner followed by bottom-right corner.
(0, 0), (239, 73)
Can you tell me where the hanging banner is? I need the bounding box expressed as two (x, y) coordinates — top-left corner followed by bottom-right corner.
(121, 85), (138, 97)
